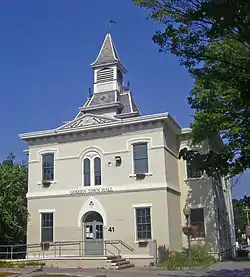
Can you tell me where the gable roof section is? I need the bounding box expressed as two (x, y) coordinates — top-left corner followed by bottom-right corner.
(57, 113), (121, 130)
(91, 33), (120, 68)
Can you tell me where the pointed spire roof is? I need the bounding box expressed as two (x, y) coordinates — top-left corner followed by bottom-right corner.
(91, 33), (126, 71)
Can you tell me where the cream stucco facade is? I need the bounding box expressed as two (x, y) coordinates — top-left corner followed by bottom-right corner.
(19, 33), (236, 265)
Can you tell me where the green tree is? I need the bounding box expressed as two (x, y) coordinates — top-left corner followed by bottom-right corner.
(133, 0), (250, 176)
(0, 154), (28, 249)
(233, 196), (250, 236)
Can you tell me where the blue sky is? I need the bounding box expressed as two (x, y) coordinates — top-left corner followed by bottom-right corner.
(0, 0), (248, 198)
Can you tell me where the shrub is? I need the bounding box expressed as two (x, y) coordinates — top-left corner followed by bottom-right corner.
(183, 242), (215, 266)
(158, 245), (169, 264)
(0, 261), (45, 268)
(237, 249), (249, 258)
(158, 242), (215, 270)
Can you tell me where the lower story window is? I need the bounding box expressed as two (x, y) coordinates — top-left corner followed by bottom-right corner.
(41, 213), (54, 243)
(190, 208), (205, 238)
(135, 207), (152, 240)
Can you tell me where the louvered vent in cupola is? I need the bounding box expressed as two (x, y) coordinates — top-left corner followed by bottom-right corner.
(96, 68), (114, 83)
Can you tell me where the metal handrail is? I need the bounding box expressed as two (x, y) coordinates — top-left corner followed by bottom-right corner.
(120, 240), (134, 252)
(104, 242), (121, 256)
(0, 239), (134, 260)
(105, 240), (134, 252)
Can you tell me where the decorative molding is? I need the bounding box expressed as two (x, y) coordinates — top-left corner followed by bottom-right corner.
(26, 183), (171, 200)
(132, 203), (152, 208)
(163, 146), (178, 159)
(58, 114), (119, 130)
(77, 196), (107, 228)
(167, 187), (181, 196)
(38, 209), (56, 213)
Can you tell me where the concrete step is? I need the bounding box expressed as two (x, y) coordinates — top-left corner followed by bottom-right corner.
(111, 260), (130, 266)
(116, 263), (135, 270)
(108, 258), (127, 263)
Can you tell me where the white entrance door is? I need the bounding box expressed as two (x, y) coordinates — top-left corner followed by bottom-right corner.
(84, 212), (104, 256)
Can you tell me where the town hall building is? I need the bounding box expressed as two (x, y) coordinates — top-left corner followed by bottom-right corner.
(19, 33), (236, 267)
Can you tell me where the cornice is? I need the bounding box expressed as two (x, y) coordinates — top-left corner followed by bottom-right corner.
(19, 112), (171, 141)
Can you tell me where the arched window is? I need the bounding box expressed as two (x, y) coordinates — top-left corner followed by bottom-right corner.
(83, 158), (91, 186)
(94, 157), (101, 186)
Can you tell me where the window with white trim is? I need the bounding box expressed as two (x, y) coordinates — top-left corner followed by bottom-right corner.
(133, 143), (149, 174)
(41, 213), (54, 243)
(135, 207), (152, 240)
(83, 158), (91, 186)
(42, 153), (54, 181)
(94, 157), (101, 186)
(83, 153), (102, 186)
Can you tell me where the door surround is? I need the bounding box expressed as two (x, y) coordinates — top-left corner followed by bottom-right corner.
(77, 196), (107, 228)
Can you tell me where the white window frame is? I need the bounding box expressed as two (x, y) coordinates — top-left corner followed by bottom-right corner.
(82, 152), (102, 187)
(38, 209), (55, 243)
(128, 138), (152, 177)
(41, 153), (55, 182)
(38, 149), (58, 184)
(132, 203), (153, 243)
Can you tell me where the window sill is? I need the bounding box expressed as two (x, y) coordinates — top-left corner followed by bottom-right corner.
(134, 240), (152, 244)
(129, 173), (153, 178)
(37, 181), (57, 185)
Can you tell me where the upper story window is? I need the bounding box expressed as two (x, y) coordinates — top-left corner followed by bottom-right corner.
(186, 158), (203, 179)
(96, 68), (113, 83)
(190, 208), (205, 238)
(83, 158), (91, 186)
(133, 143), (149, 174)
(42, 153), (54, 181)
(94, 157), (101, 186)
(83, 154), (102, 186)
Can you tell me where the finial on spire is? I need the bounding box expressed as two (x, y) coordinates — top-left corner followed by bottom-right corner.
(107, 20), (116, 33)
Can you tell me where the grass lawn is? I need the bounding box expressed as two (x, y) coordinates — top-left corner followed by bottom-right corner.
(0, 273), (15, 277)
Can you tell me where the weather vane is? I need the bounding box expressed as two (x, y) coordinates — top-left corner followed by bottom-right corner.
(107, 20), (116, 33)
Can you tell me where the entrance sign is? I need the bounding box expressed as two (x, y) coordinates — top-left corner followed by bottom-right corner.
(70, 187), (113, 195)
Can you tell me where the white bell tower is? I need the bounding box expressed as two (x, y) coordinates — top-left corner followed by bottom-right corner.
(91, 33), (127, 94)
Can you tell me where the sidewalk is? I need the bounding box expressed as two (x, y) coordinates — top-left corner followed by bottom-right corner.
(0, 261), (250, 277)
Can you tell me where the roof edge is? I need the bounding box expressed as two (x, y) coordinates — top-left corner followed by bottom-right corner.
(19, 112), (170, 141)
